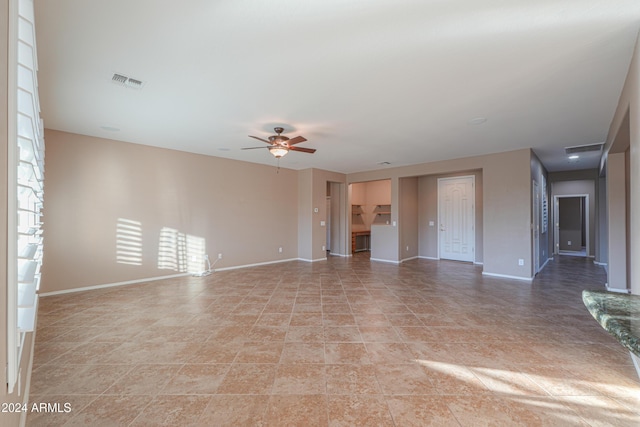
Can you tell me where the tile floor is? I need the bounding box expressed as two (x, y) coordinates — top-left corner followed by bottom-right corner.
(26, 254), (640, 426)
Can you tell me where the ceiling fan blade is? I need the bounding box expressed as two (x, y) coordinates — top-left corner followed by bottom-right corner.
(241, 146), (270, 150)
(248, 135), (271, 144)
(287, 136), (307, 146)
(290, 146), (316, 154)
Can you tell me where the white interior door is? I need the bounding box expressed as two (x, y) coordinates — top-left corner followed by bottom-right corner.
(438, 176), (475, 262)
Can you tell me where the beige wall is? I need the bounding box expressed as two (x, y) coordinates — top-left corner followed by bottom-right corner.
(349, 149), (532, 279)
(399, 177), (419, 261)
(297, 169), (313, 261)
(41, 130), (301, 293)
(607, 153), (628, 291)
(42, 133), (538, 290)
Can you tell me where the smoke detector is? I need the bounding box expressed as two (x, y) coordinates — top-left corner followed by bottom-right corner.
(111, 73), (145, 89)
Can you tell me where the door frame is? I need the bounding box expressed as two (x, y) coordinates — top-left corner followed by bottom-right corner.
(554, 194), (590, 256)
(437, 175), (476, 262)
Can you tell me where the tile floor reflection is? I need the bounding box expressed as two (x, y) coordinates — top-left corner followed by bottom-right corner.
(27, 254), (640, 426)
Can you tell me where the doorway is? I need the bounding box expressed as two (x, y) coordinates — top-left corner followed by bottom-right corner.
(327, 181), (347, 256)
(438, 176), (475, 262)
(554, 195), (589, 257)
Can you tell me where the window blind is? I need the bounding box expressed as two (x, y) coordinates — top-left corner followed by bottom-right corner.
(7, 0), (44, 394)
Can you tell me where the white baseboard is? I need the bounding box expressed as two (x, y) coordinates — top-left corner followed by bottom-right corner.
(418, 256), (439, 260)
(605, 285), (631, 294)
(370, 257), (401, 264)
(216, 258), (302, 271)
(474, 261), (484, 266)
(328, 252), (350, 257)
(40, 257), (317, 296)
(482, 271), (533, 282)
(593, 261), (608, 266)
(39, 272), (191, 297)
(295, 257), (328, 263)
(400, 256), (419, 263)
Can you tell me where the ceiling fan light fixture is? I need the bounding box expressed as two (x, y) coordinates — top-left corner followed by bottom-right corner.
(269, 146), (289, 158)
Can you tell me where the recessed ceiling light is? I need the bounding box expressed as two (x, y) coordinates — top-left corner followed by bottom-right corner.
(568, 155), (580, 160)
(100, 125), (120, 132)
(468, 117), (487, 125)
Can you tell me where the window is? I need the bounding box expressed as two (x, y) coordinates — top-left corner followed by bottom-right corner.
(7, 0), (44, 394)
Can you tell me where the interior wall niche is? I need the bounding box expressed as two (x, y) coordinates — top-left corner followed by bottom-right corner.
(351, 179), (391, 232)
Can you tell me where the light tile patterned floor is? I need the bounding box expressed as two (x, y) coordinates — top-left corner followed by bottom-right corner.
(26, 254), (640, 426)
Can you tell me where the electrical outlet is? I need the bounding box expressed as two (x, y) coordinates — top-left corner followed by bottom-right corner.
(568, 240), (572, 246)
(518, 258), (524, 266)
(218, 253), (223, 259)
(278, 247), (283, 253)
(322, 245), (326, 251)
(406, 245), (409, 251)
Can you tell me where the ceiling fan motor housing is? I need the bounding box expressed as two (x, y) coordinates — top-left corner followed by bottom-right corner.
(269, 127), (288, 145)
(269, 135), (289, 145)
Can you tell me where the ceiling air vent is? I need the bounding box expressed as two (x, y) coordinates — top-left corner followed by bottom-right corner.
(565, 143), (603, 155)
(111, 73), (145, 89)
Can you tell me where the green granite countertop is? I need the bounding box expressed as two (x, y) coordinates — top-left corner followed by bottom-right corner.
(582, 290), (640, 358)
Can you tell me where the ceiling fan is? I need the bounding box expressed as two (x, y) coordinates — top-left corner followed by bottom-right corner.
(243, 127), (316, 158)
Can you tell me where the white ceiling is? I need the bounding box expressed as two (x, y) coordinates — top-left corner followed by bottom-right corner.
(34, 0), (640, 174)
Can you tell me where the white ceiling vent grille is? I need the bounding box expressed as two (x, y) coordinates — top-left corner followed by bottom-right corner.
(111, 73), (145, 89)
(564, 143), (604, 155)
